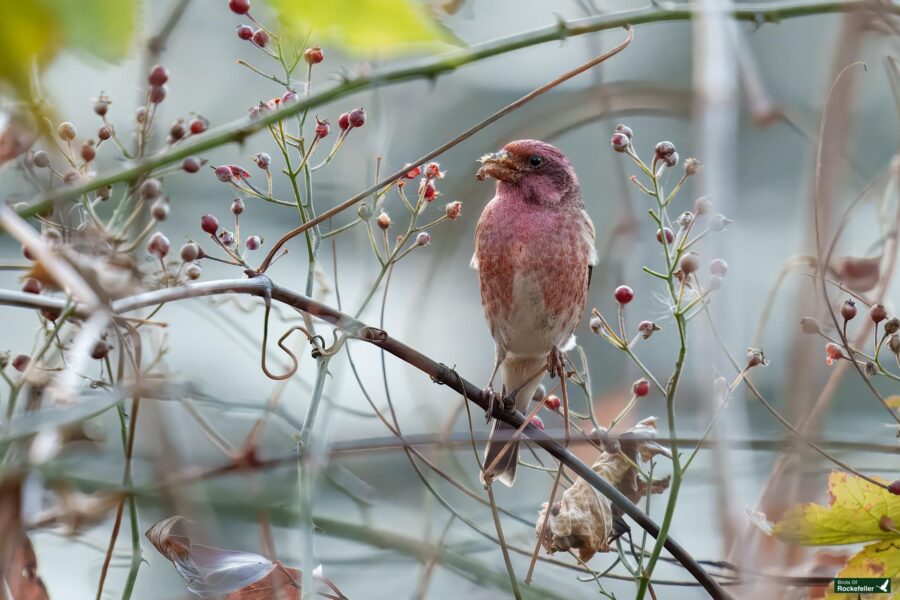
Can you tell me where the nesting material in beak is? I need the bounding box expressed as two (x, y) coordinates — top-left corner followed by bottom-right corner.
(476, 150), (517, 182)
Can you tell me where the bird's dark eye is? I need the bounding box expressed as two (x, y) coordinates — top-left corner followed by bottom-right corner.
(528, 155), (543, 167)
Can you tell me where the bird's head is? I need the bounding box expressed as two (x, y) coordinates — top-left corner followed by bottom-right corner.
(476, 139), (579, 206)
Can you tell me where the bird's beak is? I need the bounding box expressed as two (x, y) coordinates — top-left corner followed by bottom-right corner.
(476, 150), (518, 182)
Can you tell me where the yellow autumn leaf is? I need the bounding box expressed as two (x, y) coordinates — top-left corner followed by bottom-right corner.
(825, 540), (900, 599)
(0, 0), (134, 95)
(268, 0), (456, 55)
(770, 471), (900, 545)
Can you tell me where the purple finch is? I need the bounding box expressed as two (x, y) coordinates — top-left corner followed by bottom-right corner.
(473, 140), (596, 486)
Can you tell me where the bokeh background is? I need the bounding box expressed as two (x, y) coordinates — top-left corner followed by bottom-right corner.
(1, 0), (899, 598)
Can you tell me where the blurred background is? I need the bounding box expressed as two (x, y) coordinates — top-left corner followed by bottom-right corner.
(0, 0), (898, 598)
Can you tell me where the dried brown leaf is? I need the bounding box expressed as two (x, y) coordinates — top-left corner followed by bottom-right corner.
(536, 417), (670, 561)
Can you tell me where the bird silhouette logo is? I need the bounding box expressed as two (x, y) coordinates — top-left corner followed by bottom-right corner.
(877, 579), (890, 592)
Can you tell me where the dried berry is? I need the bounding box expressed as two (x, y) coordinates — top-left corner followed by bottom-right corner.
(338, 112), (351, 131)
(304, 46), (324, 65)
(638, 320), (659, 339)
(219, 230), (234, 247)
(679, 252), (700, 274)
(656, 228), (675, 244)
(610, 132), (629, 153)
(147, 232), (170, 258)
(676, 211), (694, 228)
(348, 108), (366, 128)
(614, 123), (633, 139)
(200, 214), (219, 235)
(545, 395), (561, 410)
(151, 198), (169, 221)
(185, 263), (202, 280)
(415, 232), (431, 246)
(231, 198), (245, 215)
(58, 122), (77, 141)
(889, 334), (900, 355)
(98, 125), (112, 141)
(445, 201), (462, 220)
(684, 157), (701, 176)
(825, 342), (844, 365)
(405, 164), (421, 179)
(614, 285), (634, 305)
(870, 303), (888, 324)
(215, 165), (234, 182)
(91, 341), (110, 360)
(885, 317), (900, 335)
(281, 90), (298, 105)
(236, 24), (254, 40)
(12, 354), (30, 372)
(148, 64), (169, 87)
(182, 156), (202, 173)
(228, 0), (250, 14)
(420, 179), (436, 201)
(376, 212), (391, 231)
(425, 162), (443, 179)
(709, 258), (728, 277)
(654, 141), (676, 160)
(245, 235), (261, 250)
(149, 85), (167, 104)
(800, 317), (820, 334)
(22, 278), (42, 294)
(180, 243), (200, 262)
(840, 299), (857, 321)
(189, 116), (208, 135)
(32, 150), (50, 168)
(41, 307), (60, 321)
(252, 153), (270, 170)
(93, 95), (111, 116)
(315, 118), (330, 139)
(140, 178), (162, 199)
(746, 347), (768, 368)
(169, 120), (186, 141)
(252, 29), (269, 48)
(96, 185), (111, 201)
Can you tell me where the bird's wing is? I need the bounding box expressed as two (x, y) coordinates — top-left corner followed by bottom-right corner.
(470, 195), (499, 271)
(581, 209), (598, 289)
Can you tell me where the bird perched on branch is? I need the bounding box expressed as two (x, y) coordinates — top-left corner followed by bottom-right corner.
(472, 139), (596, 486)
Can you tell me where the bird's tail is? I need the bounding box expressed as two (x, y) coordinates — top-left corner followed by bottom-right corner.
(481, 356), (545, 487)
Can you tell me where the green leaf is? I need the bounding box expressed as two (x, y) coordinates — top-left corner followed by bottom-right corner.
(0, 0), (134, 94)
(826, 540), (900, 599)
(268, 0), (455, 55)
(765, 471), (900, 546)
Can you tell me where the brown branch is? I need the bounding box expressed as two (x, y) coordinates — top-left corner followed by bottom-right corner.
(0, 276), (727, 597)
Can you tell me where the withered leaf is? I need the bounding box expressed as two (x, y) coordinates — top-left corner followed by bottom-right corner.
(536, 417), (670, 561)
(828, 255), (881, 293)
(146, 516), (303, 599)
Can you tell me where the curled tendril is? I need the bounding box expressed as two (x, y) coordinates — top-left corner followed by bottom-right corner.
(259, 293), (348, 380)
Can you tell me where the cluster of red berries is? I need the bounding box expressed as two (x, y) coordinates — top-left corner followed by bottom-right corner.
(337, 108), (366, 132)
(236, 24), (269, 48)
(823, 300), (899, 366)
(199, 198), (262, 256)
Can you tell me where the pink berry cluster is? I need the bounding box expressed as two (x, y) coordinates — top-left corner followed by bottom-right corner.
(808, 300), (900, 368)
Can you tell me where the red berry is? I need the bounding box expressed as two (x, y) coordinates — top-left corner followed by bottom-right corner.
(169, 120), (185, 141)
(889, 480), (900, 495)
(189, 116), (208, 135)
(544, 394), (561, 410)
(304, 46), (324, 65)
(530, 415), (545, 430)
(236, 24), (253, 40)
(182, 156), (201, 173)
(22, 278), (41, 294)
(632, 378), (650, 397)
(22, 245), (35, 261)
(840, 299), (857, 321)
(610, 132), (629, 152)
(228, 0), (250, 14)
(231, 198), (245, 215)
(421, 179), (436, 201)
(148, 64), (169, 87)
(348, 108), (366, 128)
(12, 354), (30, 372)
(80, 141), (96, 163)
(245, 235), (261, 250)
(338, 112), (350, 131)
(315, 118), (330, 139)
(871, 303), (888, 324)
(200, 214), (219, 235)
(656, 228), (674, 244)
(655, 141), (676, 160)
(825, 342), (844, 365)
(615, 123), (633, 139)
(219, 230), (235, 247)
(252, 29), (269, 48)
(140, 178), (161, 199)
(614, 285), (634, 305)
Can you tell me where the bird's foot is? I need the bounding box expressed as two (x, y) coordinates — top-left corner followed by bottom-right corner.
(483, 385), (497, 422)
(547, 346), (565, 379)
